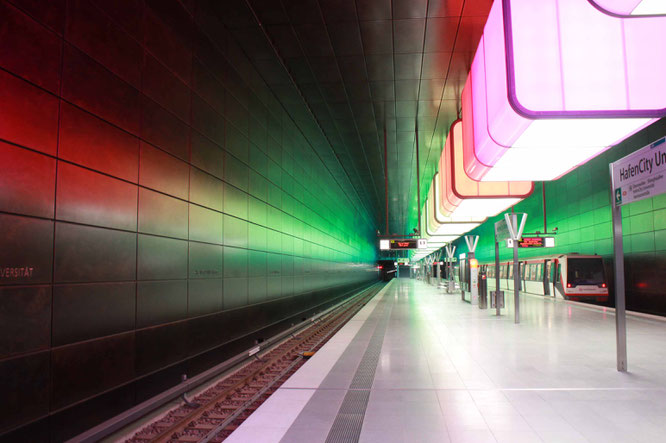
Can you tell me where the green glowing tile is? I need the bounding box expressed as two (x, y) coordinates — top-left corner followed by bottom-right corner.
(653, 193), (666, 210)
(593, 222), (612, 240)
(594, 238), (613, 255)
(631, 232), (655, 253)
(223, 215), (248, 249)
(628, 197), (653, 216)
(224, 185), (248, 220)
(655, 229), (666, 251)
(224, 246), (247, 278)
(653, 208), (666, 231)
(629, 212), (654, 234)
(248, 224), (267, 251)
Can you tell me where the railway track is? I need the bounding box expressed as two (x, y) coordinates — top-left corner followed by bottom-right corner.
(125, 283), (383, 443)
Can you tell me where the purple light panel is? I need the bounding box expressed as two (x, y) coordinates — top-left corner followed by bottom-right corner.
(465, 0), (666, 182)
(590, 0), (666, 15)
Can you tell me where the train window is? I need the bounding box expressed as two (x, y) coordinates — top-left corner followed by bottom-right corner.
(509, 264), (513, 278)
(568, 258), (605, 286)
(536, 263), (542, 281)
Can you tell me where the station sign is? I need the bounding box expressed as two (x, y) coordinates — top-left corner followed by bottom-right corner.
(389, 239), (427, 250)
(397, 258), (410, 264)
(611, 136), (666, 207)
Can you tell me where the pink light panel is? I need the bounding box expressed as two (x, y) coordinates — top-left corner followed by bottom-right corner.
(464, 0), (666, 182)
(424, 177), (482, 239)
(590, 0), (666, 15)
(447, 119), (533, 215)
(441, 119), (532, 218)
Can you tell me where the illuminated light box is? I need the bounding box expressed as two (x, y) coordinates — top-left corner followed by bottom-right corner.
(463, 0), (665, 182)
(421, 179), (479, 240)
(432, 174), (487, 225)
(590, 0), (666, 15)
(427, 209), (477, 237)
(425, 191), (480, 237)
(443, 119), (532, 217)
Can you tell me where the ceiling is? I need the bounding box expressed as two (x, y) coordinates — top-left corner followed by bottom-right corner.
(213, 0), (492, 236)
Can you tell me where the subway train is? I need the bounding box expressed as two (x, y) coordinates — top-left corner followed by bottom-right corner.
(480, 254), (609, 302)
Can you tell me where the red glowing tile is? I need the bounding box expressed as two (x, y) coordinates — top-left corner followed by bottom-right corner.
(0, 70), (59, 155)
(59, 102), (139, 183)
(0, 141), (56, 218)
(0, 1), (62, 93)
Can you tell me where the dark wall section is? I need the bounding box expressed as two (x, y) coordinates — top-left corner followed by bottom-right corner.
(0, 0), (377, 439)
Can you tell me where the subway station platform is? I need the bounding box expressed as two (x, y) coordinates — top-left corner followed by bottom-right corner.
(226, 279), (666, 443)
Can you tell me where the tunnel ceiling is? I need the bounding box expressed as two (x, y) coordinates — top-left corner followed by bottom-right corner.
(212, 0), (491, 237)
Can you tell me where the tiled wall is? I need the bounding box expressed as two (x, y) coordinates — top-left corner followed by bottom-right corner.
(450, 118), (666, 314)
(0, 0), (377, 439)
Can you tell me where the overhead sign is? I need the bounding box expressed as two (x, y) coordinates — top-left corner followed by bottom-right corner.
(389, 239), (426, 250)
(611, 137), (666, 207)
(397, 258), (410, 265)
(379, 239), (390, 250)
(510, 237), (555, 248)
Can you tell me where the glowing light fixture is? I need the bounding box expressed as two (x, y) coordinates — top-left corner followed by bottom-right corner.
(591, 0), (666, 15)
(464, 0), (665, 182)
(422, 177), (481, 241)
(433, 174), (487, 225)
(443, 119), (532, 217)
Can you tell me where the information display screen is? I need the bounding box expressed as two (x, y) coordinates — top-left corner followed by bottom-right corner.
(390, 239), (418, 250)
(518, 237), (547, 248)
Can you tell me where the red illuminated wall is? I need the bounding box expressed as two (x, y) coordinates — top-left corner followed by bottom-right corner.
(0, 0), (377, 439)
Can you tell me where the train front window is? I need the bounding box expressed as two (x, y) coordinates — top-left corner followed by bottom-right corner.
(567, 258), (604, 286)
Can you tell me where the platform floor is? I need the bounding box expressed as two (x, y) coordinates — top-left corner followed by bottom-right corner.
(226, 279), (666, 443)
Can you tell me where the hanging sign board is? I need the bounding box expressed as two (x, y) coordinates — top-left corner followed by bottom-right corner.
(389, 239), (427, 250)
(511, 237), (555, 248)
(611, 137), (666, 207)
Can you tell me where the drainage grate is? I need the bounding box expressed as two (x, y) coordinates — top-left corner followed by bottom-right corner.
(323, 390), (370, 442)
(324, 297), (393, 443)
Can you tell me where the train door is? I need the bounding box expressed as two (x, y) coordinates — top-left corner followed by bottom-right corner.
(544, 260), (551, 296)
(553, 260), (564, 298)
